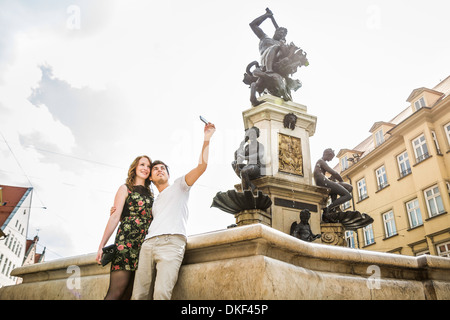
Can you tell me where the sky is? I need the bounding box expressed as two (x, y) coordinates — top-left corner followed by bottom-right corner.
(1, 0), (450, 261)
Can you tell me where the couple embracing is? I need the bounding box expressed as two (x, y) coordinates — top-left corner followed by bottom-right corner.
(96, 122), (216, 300)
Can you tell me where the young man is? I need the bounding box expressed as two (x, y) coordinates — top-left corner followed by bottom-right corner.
(131, 122), (216, 300)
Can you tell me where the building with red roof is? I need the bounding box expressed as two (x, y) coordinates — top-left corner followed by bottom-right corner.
(0, 184), (44, 287)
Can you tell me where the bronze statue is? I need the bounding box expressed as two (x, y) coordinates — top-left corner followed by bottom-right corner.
(250, 8), (288, 74)
(283, 113), (297, 130)
(211, 189), (272, 214)
(212, 127), (271, 214)
(290, 209), (321, 242)
(231, 126), (265, 192)
(314, 148), (374, 229)
(243, 8), (309, 106)
(314, 148), (353, 214)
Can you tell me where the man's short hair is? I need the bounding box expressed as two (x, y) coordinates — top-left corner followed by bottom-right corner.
(151, 160), (170, 176)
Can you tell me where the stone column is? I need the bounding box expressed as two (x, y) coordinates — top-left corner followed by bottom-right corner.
(239, 94), (329, 237)
(234, 209), (271, 227)
(320, 223), (345, 246)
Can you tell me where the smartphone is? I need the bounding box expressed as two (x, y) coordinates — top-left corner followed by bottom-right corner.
(199, 116), (209, 124)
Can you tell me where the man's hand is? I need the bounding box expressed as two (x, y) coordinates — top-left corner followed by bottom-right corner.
(185, 122), (215, 186)
(204, 123), (216, 141)
(265, 8), (273, 16)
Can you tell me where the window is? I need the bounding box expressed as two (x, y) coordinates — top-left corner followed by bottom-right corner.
(383, 210), (397, 238)
(4, 232), (10, 246)
(431, 131), (442, 154)
(340, 156), (349, 171)
(412, 134), (429, 163)
(414, 97), (426, 111)
(8, 235), (14, 249)
(445, 122), (450, 147)
(437, 241), (450, 258)
(375, 129), (384, 146)
(6, 261), (11, 277)
(1, 258), (8, 274)
(363, 224), (375, 246)
(447, 181), (450, 197)
(424, 185), (445, 217)
(375, 165), (388, 190)
(345, 231), (356, 248)
(341, 200), (351, 210)
(406, 199), (423, 228)
(415, 250), (430, 256)
(397, 151), (411, 178)
(357, 178), (368, 201)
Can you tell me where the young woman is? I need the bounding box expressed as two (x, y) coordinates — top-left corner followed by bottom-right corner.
(96, 155), (154, 300)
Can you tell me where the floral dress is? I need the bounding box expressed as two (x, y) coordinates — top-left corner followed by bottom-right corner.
(111, 185), (153, 272)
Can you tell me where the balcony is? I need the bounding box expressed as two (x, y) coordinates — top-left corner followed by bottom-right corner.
(415, 152), (431, 165)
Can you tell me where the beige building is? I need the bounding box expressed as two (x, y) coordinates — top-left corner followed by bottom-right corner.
(335, 76), (450, 257)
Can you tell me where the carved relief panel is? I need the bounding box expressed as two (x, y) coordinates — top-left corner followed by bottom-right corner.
(278, 133), (303, 176)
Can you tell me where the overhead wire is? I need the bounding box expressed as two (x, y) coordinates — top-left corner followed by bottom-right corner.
(0, 130), (46, 209)
(1, 132), (231, 260)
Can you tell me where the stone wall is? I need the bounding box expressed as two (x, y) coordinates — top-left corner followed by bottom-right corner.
(1, 224), (449, 300)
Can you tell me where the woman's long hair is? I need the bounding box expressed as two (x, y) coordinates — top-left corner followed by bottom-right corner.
(125, 155), (153, 196)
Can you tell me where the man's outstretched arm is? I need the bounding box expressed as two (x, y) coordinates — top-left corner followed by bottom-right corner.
(185, 123), (216, 186)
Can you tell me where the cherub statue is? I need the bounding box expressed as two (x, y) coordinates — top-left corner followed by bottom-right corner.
(290, 209), (321, 242)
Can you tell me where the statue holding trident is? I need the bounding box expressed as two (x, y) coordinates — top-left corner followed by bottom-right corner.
(243, 8), (309, 106)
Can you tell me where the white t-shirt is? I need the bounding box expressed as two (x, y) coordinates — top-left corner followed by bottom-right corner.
(146, 175), (191, 239)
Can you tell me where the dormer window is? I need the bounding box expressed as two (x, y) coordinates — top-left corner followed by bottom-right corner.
(407, 87), (443, 112)
(414, 97), (426, 111)
(370, 122), (394, 148)
(375, 129), (384, 146)
(340, 156), (349, 171)
(337, 149), (363, 172)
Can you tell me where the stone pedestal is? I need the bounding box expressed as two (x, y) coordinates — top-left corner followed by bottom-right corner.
(238, 95), (329, 238)
(235, 176), (328, 238)
(234, 209), (271, 227)
(320, 223), (345, 246)
(242, 94), (317, 184)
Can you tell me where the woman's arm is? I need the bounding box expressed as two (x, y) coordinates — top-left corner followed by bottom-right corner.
(95, 185), (128, 264)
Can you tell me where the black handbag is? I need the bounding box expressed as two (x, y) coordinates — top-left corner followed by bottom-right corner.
(101, 244), (116, 266)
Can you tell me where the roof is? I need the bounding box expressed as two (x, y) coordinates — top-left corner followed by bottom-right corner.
(35, 249), (46, 263)
(432, 75), (450, 97)
(23, 236), (46, 264)
(336, 75), (450, 171)
(0, 184), (32, 230)
(406, 87), (443, 102)
(369, 121), (396, 133)
(336, 148), (363, 158)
